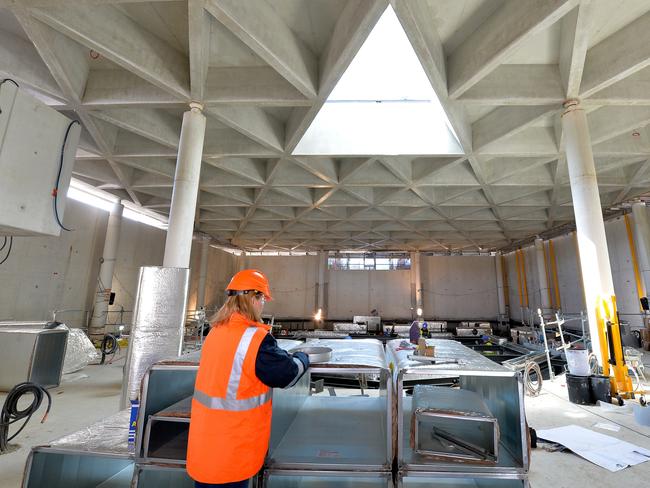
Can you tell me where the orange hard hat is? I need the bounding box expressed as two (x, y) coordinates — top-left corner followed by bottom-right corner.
(226, 269), (272, 300)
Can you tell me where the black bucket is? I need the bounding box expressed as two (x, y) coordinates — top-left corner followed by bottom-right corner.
(566, 373), (594, 405)
(590, 375), (611, 404)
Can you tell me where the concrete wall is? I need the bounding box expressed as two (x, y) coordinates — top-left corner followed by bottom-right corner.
(0, 199), (105, 326)
(0, 197), (239, 329)
(420, 255), (499, 320)
(245, 255), (319, 319)
(329, 269), (412, 320)
(504, 214), (647, 329)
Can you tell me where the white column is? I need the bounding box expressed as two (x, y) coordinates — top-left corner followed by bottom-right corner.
(632, 202), (650, 297)
(317, 251), (327, 312)
(562, 100), (616, 364)
(495, 253), (507, 319)
(196, 236), (210, 310)
(163, 102), (206, 268)
(413, 251), (423, 316)
(89, 200), (123, 337)
(535, 238), (551, 313)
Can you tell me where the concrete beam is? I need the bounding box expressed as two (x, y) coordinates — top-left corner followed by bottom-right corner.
(588, 106), (650, 145)
(206, 105), (284, 153)
(558, 2), (591, 98)
(188, 0), (210, 101)
(473, 106), (558, 150)
(1, 0), (177, 5)
(202, 129), (279, 158)
(82, 70), (181, 108)
(447, 0), (576, 98)
(0, 30), (63, 100)
(204, 66), (310, 106)
(15, 11), (89, 102)
(31, 4), (190, 98)
(459, 65), (564, 105)
(205, 0), (317, 98)
(586, 73), (650, 106)
(90, 108), (181, 148)
(581, 10), (650, 97)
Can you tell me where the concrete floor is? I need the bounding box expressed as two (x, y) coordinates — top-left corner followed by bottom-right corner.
(0, 360), (124, 488)
(1, 355), (650, 487)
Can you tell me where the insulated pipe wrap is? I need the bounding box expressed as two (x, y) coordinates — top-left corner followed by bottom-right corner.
(121, 266), (190, 409)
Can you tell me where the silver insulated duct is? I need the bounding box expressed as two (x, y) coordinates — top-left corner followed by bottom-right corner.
(121, 266), (190, 409)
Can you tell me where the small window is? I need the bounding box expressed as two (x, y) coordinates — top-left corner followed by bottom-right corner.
(328, 253), (411, 270)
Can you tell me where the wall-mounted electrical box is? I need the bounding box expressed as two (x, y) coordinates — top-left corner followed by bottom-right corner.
(0, 80), (80, 236)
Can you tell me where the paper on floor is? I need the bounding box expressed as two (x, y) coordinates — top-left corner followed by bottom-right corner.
(593, 422), (620, 432)
(537, 425), (650, 472)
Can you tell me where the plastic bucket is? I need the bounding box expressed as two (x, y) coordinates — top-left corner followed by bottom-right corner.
(566, 373), (594, 405)
(565, 349), (590, 376)
(589, 375), (611, 404)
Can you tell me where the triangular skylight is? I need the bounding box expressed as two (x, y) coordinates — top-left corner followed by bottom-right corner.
(293, 5), (463, 156)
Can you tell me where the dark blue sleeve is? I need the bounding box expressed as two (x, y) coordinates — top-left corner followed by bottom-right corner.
(255, 334), (310, 388)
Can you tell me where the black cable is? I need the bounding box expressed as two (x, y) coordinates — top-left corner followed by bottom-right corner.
(0, 236), (6, 252)
(1, 78), (19, 88)
(100, 334), (119, 365)
(0, 237), (12, 266)
(0, 382), (52, 452)
(53, 120), (80, 232)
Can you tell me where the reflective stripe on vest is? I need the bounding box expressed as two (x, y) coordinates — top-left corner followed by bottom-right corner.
(193, 326), (271, 412)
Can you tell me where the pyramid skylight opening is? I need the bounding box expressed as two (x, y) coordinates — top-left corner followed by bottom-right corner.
(293, 5), (462, 156)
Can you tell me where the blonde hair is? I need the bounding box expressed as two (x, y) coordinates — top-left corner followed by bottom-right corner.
(211, 293), (262, 326)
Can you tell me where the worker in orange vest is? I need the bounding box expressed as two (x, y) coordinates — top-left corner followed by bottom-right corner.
(187, 269), (309, 487)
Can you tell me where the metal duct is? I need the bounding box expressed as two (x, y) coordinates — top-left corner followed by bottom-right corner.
(121, 266), (190, 409)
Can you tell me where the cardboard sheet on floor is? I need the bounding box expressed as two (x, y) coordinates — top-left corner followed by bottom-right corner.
(537, 425), (650, 472)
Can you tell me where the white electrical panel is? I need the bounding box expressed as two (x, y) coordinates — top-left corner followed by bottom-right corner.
(0, 81), (80, 236)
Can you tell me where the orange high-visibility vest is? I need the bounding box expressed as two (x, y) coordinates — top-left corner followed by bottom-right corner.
(187, 313), (272, 484)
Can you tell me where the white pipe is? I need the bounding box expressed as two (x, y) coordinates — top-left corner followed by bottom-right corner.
(163, 103), (206, 268)
(196, 236), (210, 310)
(562, 101), (616, 365)
(632, 202), (650, 297)
(535, 238), (551, 313)
(89, 200), (123, 337)
(495, 254), (507, 318)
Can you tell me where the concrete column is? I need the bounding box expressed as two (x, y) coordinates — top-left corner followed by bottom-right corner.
(535, 238), (551, 313)
(632, 203), (650, 297)
(562, 100), (616, 364)
(413, 251), (423, 316)
(89, 200), (123, 338)
(163, 102), (206, 268)
(196, 236), (210, 310)
(317, 251), (327, 312)
(495, 253), (507, 319)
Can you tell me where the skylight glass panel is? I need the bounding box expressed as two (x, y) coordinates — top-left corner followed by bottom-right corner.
(293, 5), (462, 156)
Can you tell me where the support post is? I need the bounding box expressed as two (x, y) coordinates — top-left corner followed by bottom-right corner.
(535, 238), (552, 314)
(495, 253), (508, 320)
(562, 100), (616, 365)
(196, 236), (210, 311)
(163, 102), (206, 268)
(412, 251), (423, 317)
(89, 200), (123, 338)
(631, 202), (650, 298)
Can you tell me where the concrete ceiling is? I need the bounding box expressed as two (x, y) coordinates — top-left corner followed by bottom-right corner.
(2, 0), (650, 252)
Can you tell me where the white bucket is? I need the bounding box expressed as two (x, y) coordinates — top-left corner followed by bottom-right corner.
(565, 348), (591, 376)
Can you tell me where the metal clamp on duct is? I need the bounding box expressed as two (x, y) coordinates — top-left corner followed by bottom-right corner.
(410, 385), (499, 464)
